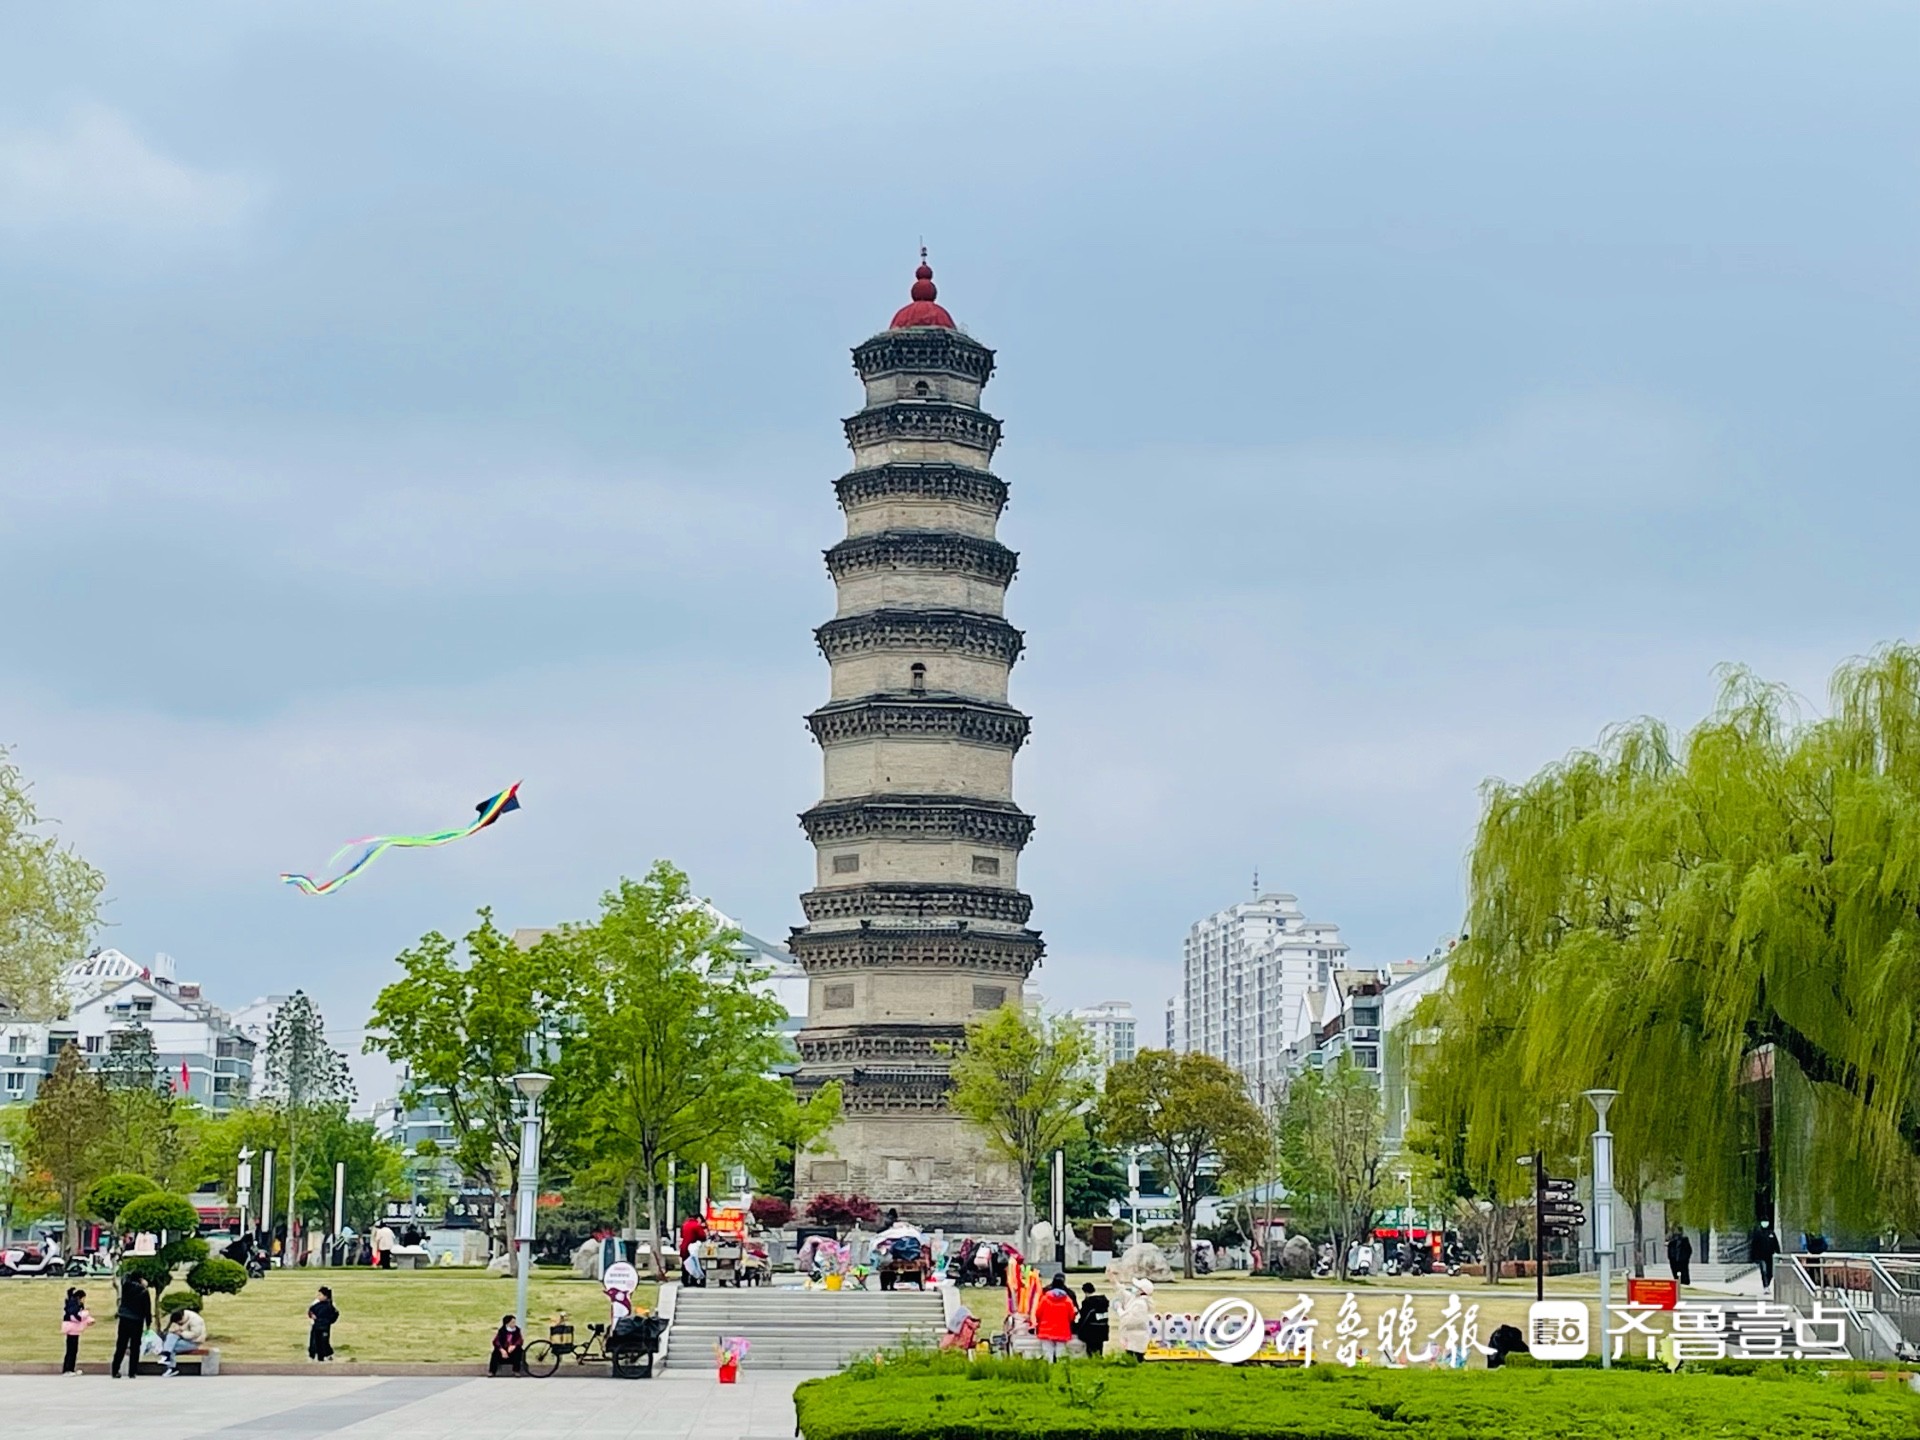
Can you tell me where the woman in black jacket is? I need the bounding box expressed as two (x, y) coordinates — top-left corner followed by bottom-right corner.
(1074, 1283), (1110, 1357)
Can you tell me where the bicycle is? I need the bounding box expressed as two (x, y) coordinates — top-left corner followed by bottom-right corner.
(524, 1316), (666, 1379)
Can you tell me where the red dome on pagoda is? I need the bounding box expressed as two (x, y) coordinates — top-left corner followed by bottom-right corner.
(890, 256), (955, 329)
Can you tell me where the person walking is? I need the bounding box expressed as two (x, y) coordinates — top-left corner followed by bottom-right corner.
(307, 1286), (339, 1361)
(1033, 1274), (1078, 1361)
(1073, 1282), (1110, 1357)
(489, 1314), (527, 1376)
(1113, 1278), (1154, 1361)
(1666, 1229), (1693, 1287)
(371, 1221), (397, 1270)
(110, 1275), (151, 1379)
(1748, 1221), (1780, 1289)
(60, 1287), (93, 1375)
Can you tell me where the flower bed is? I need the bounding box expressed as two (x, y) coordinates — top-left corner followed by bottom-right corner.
(794, 1353), (1919, 1440)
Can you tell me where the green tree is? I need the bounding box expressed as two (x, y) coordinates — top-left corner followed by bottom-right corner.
(0, 746), (106, 1018)
(1099, 1049), (1266, 1278)
(946, 1005), (1095, 1248)
(117, 1190), (211, 1291)
(297, 1111), (405, 1232)
(547, 863), (791, 1277)
(0, 1105), (57, 1240)
(263, 991), (355, 1261)
(24, 1043), (112, 1250)
(1030, 1130), (1131, 1223)
(746, 1082), (843, 1201)
(95, 1023), (202, 1186)
(1277, 1055), (1389, 1280)
(1426, 646), (1920, 1235)
(367, 909), (571, 1248)
(82, 1171), (158, 1226)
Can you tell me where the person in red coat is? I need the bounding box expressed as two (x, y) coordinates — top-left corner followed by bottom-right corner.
(1033, 1274), (1079, 1361)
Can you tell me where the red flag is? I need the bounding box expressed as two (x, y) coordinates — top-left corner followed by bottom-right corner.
(179, 1061), (191, 1095)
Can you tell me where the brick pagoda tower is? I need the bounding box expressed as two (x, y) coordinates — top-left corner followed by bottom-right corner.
(789, 256), (1040, 1235)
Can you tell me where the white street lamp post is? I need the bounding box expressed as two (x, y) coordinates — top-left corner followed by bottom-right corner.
(510, 1072), (553, 1333)
(1585, 1089), (1619, 1368)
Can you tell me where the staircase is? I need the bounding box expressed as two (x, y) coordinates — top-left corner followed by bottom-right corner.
(662, 1286), (946, 1372)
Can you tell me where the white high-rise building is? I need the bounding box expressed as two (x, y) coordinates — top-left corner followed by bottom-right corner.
(1178, 891), (1350, 1105)
(1069, 1000), (1137, 1079)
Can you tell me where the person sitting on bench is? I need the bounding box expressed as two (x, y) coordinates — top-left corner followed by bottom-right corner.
(160, 1307), (206, 1375)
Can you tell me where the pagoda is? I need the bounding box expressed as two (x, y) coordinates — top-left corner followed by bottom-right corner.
(788, 256), (1040, 1234)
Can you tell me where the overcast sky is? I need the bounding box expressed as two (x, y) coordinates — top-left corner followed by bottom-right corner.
(2, 2), (1915, 1104)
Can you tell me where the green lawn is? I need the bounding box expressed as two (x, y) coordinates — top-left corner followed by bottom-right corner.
(796, 1355), (1920, 1440)
(0, 1268), (656, 1365)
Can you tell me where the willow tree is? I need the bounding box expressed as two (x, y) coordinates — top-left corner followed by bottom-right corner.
(1423, 646), (1920, 1237)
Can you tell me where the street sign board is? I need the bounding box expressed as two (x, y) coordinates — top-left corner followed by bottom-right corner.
(1542, 1204), (1586, 1223)
(1543, 1178), (1577, 1197)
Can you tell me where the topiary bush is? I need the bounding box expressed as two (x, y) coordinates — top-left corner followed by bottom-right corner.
(84, 1173), (159, 1226)
(118, 1255), (174, 1288)
(158, 1288), (203, 1315)
(185, 1257), (248, 1296)
(118, 1192), (200, 1240)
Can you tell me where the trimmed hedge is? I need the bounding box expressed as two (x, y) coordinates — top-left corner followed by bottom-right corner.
(158, 1289), (204, 1315)
(793, 1355), (1920, 1440)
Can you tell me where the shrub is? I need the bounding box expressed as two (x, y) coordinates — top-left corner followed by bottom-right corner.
(83, 1173), (159, 1225)
(805, 1192), (881, 1229)
(751, 1196), (794, 1229)
(118, 1192), (201, 1240)
(158, 1289), (203, 1315)
(118, 1255), (173, 1288)
(186, 1257), (248, 1296)
(793, 1357), (1920, 1440)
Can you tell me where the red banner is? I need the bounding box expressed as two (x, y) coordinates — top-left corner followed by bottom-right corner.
(1627, 1277), (1679, 1309)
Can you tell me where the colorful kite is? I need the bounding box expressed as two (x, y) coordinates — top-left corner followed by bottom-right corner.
(280, 783), (522, 895)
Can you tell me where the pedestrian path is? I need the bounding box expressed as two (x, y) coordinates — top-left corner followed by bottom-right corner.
(0, 1371), (815, 1440)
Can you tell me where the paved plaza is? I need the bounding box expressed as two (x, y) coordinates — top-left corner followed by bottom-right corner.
(0, 1372), (811, 1440)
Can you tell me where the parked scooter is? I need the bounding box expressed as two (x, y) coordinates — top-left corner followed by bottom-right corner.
(0, 1243), (67, 1278)
(64, 1251), (116, 1278)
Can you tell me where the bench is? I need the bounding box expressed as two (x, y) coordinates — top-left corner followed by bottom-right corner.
(135, 1347), (218, 1376)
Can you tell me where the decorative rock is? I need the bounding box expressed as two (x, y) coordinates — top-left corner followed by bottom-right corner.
(1278, 1235), (1315, 1279)
(1107, 1242), (1174, 1286)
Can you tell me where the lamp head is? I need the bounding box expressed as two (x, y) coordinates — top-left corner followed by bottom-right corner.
(511, 1071), (554, 1101)
(1583, 1088), (1619, 1123)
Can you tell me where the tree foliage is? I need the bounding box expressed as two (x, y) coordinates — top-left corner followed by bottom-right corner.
(1099, 1049), (1265, 1277)
(545, 863), (792, 1276)
(948, 1005), (1096, 1248)
(1422, 646), (1920, 1235)
(1030, 1130), (1131, 1222)
(24, 1043), (112, 1250)
(83, 1171), (158, 1225)
(263, 991), (355, 1254)
(1278, 1055), (1389, 1279)
(805, 1191), (880, 1230)
(366, 909), (568, 1240)
(0, 747), (105, 1018)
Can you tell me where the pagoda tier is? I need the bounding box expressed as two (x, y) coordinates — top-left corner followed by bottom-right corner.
(789, 258), (1037, 1234)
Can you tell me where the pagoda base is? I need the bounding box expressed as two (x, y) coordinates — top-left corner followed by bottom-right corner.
(796, 1111), (1024, 1241)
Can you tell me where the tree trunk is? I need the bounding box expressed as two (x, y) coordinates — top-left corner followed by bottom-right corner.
(644, 1162), (665, 1281)
(1179, 1195), (1195, 1279)
(1631, 1195), (1646, 1278)
(1018, 1163), (1034, 1258)
(63, 1185), (78, 1256)
(284, 1114), (299, 1270)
